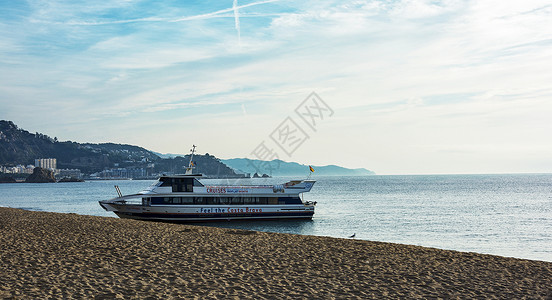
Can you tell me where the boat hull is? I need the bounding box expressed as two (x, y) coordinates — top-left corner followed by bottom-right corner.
(114, 211), (314, 222)
(100, 202), (315, 222)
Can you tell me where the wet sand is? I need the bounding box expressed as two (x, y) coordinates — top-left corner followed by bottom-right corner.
(1, 207), (551, 299)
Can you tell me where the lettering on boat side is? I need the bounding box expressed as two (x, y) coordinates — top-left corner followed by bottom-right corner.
(198, 207), (263, 213)
(206, 187), (252, 193)
(199, 208), (226, 213)
(206, 187), (227, 193)
(226, 188), (249, 193)
(228, 207), (262, 213)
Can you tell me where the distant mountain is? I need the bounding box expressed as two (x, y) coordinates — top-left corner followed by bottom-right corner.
(152, 152), (187, 159)
(222, 158), (375, 176)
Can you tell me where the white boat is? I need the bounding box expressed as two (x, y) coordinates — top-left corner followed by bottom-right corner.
(99, 146), (316, 222)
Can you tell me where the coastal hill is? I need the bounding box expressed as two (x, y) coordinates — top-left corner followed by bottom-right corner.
(0, 120), (239, 177)
(0, 120), (156, 173)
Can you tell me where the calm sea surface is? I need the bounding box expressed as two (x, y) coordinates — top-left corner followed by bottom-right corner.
(1, 174), (551, 262)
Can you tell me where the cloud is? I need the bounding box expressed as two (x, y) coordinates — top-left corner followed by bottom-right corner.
(2, 0), (552, 173)
(25, 0), (281, 26)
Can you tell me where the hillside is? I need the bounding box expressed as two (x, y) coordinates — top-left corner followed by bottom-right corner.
(222, 158), (375, 176)
(0, 120), (241, 177)
(0, 120), (157, 173)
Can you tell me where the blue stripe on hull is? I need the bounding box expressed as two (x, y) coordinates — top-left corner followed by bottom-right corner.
(115, 211), (314, 222)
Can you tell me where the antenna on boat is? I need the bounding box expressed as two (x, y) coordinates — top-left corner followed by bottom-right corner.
(185, 145), (196, 175)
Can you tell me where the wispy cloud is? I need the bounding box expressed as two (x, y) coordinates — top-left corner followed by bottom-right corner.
(28, 0), (280, 26)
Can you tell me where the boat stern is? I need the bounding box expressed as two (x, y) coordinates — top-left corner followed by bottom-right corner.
(283, 179), (316, 193)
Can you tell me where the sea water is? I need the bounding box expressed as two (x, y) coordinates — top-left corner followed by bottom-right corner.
(1, 174), (551, 262)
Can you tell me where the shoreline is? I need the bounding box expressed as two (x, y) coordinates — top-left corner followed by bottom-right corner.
(1, 207), (551, 298)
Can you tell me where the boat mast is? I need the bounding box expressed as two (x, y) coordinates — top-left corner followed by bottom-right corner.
(185, 145), (196, 175)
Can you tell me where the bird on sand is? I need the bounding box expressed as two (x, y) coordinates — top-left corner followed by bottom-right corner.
(349, 233), (356, 238)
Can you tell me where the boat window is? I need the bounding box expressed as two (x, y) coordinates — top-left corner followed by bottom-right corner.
(289, 197), (302, 204)
(194, 197), (205, 204)
(206, 197), (219, 205)
(243, 197), (256, 204)
(163, 197), (180, 204)
(268, 197), (278, 205)
(169, 178), (194, 192)
(151, 197), (164, 204)
(231, 197), (243, 205)
(160, 177), (172, 187)
(172, 179), (182, 192)
(277, 197), (302, 204)
(193, 179), (204, 187)
(219, 197), (230, 205)
(258, 197), (268, 204)
(181, 197), (194, 204)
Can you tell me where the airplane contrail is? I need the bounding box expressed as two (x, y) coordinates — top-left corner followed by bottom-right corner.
(171, 0), (278, 23)
(233, 0), (241, 45)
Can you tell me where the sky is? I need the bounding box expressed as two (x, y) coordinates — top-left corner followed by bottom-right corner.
(1, 0), (552, 175)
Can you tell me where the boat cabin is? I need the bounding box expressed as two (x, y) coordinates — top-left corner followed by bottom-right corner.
(158, 176), (204, 193)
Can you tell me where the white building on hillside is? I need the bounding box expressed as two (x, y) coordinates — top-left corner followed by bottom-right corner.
(35, 158), (57, 170)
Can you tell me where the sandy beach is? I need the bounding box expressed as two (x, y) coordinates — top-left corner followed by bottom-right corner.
(0, 207), (551, 299)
